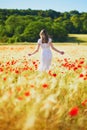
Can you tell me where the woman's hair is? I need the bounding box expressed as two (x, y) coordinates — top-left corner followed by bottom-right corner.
(39, 29), (49, 43)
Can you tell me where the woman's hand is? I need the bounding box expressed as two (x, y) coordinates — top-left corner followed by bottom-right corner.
(60, 51), (64, 55)
(28, 53), (32, 56)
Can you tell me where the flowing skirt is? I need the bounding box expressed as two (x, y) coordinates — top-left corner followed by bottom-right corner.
(38, 49), (52, 71)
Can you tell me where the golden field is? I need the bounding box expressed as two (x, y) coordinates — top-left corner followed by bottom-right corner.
(0, 44), (87, 130)
(68, 34), (87, 43)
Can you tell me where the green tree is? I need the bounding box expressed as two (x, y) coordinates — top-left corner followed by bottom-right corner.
(52, 22), (68, 42)
(23, 21), (46, 42)
(82, 20), (87, 33)
(62, 20), (74, 33)
(69, 10), (80, 16)
(70, 15), (82, 33)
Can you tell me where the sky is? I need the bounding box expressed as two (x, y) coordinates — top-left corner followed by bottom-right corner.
(0, 0), (87, 12)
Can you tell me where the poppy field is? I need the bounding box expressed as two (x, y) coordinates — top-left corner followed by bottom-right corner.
(0, 44), (87, 130)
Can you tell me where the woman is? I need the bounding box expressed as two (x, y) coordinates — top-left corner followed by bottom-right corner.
(28, 29), (64, 71)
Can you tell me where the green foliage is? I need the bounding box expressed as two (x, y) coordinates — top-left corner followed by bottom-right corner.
(23, 21), (46, 42)
(52, 22), (68, 42)
(62, 20), (74, 33)
(82, 20), (87, 33)
(0, 8), (87, 43)
(0, 25), (6, 36)
(8, 37), (15, 43)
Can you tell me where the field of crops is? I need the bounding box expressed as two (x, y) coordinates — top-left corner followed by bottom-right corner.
(0, 44), (87, 130)
(68, 34), (87, 43)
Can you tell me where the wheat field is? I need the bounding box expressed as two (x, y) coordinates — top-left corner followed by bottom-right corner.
(68, 34), (87, 43)
(0, 44), (87, 130)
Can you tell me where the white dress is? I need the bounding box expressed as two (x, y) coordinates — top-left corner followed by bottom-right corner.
(38, 38), (52, 71)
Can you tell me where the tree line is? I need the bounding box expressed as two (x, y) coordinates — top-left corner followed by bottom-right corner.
(0, 8), (87, 43)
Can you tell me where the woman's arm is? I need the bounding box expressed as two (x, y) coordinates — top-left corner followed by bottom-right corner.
(50, 42), (64, 55)
(28, 44), (40, 56)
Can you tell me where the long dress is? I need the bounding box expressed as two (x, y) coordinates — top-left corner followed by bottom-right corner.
(38, 38), (52, 71)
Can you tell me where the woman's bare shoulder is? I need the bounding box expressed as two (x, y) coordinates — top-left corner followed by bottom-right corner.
(37, 38), (42, 44)
(48, 38), (52, 43)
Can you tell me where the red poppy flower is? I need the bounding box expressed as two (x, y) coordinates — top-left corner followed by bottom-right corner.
(73, 67), (78, 71)
(42, 84), (49, 88)
(15, 70), (19, 74)
(11, 60), (16, 65)
(69, 107), (79, 116)
(78, 65), (82, 68)
(24, 91), (30, 96)
(53, 73), (57, 77)
(84, 77), (87, 80)
(75, 59), (78, 63)
(6, 61), (10, 65)
(79, 74), (84, 78)
(79, 61), (84, 64)
(29, 68), (32, 70)
(23, 67), (28, 71)
(0, 68), (3, 72)
(3, 77), (7, 81)
(82, 100), (87, 106)
(18, 96), (23, 100)
(32, 61), (36, 64)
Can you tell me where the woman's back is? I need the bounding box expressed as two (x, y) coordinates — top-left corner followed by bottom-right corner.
(38, 38), (52, 50)
(28, 29), (64, 71)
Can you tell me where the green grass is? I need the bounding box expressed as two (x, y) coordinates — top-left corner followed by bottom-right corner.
(68, 34), (87, 43)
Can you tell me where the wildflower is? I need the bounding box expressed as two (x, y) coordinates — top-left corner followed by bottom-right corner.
(53, 73), (57, 77)
(23, 67), (28, 71)
(79, 61), (84, 64)
(30, 85), (34, 88)
(69, 107), (79, 116)
(3, 77), (7, 81)
(78, 65), (82, 68)
(11, 60), (16, 65)
(34, 64), (38, 69)
(32, 61), (36, 64)
(29, 68), (32, 70)
(17, 87), (21, 92)
(75, 59), (78, 63)
(6, 61), (10, 65)
(35, 64), (37, 68)
(0, 68), (3, 72)
(48, 70), (52, 76)
(18, 96), (23, 100)
(73, 67), (78, 71)
(84, 77), (87, 80)
(24, 91), (30, 96)
(64, 58), (68, 62)
(82, 100), (87, 106)
(15, 70), (19, 74)
(42, 84), (49, 88)
(79, 74), (84, 78)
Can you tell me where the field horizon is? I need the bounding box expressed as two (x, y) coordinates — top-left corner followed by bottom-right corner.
(0, 34), (87, 45)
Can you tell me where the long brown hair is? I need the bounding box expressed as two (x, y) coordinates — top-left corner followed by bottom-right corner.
(39, 29), (49, 43)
